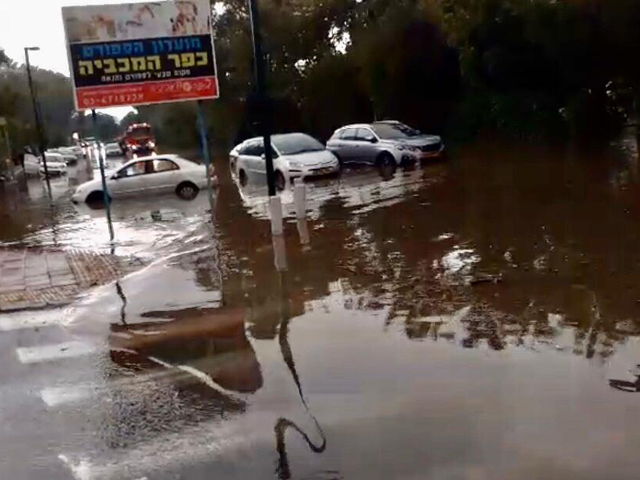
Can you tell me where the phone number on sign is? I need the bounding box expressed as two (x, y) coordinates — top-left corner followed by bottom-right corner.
(80, 93), (145, 108)
(76, 77), (218, 109)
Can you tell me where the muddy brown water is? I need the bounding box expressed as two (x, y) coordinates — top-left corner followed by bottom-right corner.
(2, 139), (640, 479)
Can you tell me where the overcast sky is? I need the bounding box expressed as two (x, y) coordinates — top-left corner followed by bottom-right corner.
(0, 0), (148, 119)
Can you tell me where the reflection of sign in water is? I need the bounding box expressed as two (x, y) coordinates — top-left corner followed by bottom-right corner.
(62, 0), (218, 110)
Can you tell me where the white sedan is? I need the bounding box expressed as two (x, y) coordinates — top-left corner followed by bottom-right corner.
(72, 154), (214, 204)
(230, 133), (340, 190)
(40, 152), (68, 176)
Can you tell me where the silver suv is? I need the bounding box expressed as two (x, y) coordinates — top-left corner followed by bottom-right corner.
(326, 121), (444, 166)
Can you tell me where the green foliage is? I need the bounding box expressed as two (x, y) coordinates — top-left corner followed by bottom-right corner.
(6, 0), (640, 155)
(0, 50), (119, 154)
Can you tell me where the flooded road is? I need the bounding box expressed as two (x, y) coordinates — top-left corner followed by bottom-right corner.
(2, 138), (640, 480)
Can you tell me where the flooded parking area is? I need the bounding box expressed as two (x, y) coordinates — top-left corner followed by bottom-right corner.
(2, 139), (640, 480)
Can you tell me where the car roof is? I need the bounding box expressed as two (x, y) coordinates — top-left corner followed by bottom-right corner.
(240, 132), (313, 144)
(119, 154), (198, 168)
(337, 124), (372, 130)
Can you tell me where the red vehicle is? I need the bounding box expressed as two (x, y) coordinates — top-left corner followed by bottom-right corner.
(121, 123), (157, 158)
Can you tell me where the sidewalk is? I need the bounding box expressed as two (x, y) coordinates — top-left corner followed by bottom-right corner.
(0, 248), (127, 311)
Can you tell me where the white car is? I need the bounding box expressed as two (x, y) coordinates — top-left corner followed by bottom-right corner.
(23, 153), (40, 176)
(40, 152), (67, 176)
(230, 133), (340, 190)
(72, 154), (215, 204)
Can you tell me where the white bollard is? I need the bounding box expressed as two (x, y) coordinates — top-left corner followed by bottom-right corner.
(268, 195), (284, 236)
(293, 179), (307, 219)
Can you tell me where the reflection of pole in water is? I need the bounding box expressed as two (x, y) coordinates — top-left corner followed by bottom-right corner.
(115, 281), (127, 325)
(273, 234), (288, 272)
(296, 218), (310, 247)
(274, 271), (326, 479)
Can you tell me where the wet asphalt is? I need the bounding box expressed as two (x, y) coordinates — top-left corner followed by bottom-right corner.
(2, 137), (640, 479)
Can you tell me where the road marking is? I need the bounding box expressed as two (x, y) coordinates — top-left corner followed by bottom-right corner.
(16, 340), (98, 364)
(41, 386), (93, 407)
(0, 312), (58, 332)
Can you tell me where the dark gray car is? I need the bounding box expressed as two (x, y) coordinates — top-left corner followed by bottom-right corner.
(326, 121), (444, 166)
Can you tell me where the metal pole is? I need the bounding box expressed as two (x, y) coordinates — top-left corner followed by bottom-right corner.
(248, 0), (276, 196)
(91, 109), (114, 241)
(24, 48), (50, 192)
(196, 100), (214, 200)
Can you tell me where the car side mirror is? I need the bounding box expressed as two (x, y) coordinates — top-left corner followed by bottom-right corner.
(369, 137), (378, 143)
(261, 154), (266, 160)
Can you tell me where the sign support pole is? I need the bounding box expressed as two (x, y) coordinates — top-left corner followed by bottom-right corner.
(196, 100), (214, 201)
(248, 0), (276, 197)
(91, 109), (114, 241)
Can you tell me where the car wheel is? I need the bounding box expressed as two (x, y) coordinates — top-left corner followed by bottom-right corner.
(238, 169), (248, 186)
(275, 171), (286, 191)
(176, 182), (199, 200)
(86, 190), (108, 205)
(376, 152), (396, 168)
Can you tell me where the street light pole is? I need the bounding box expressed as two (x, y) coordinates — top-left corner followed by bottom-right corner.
(247, 0), (276, 197)
(24, 46), (50, 191)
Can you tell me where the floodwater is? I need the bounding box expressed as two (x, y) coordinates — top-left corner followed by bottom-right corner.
(2, 135), (640, 480)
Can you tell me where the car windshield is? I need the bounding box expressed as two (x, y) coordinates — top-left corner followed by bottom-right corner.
(370, 123), (422, 140)
(272, 134), (325, 155)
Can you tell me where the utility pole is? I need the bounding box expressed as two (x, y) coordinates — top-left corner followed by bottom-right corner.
(247, 0), (276, 196)
(24, 46), (50, 192)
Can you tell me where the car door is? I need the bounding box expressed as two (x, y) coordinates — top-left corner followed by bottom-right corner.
(336, 128), (358, 162)
(241, 140), (265, 174)
(354, 128), (379, 164)
(236, 141), (258, 174)
(109, 160), (150, 197)
(148, 158), (180, 193)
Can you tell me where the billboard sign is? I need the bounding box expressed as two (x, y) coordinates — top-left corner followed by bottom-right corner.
(62, 0), (219, 110)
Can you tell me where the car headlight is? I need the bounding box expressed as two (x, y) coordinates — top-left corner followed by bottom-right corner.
(148, 141), (155, 148)
(289, 161), (303, 169)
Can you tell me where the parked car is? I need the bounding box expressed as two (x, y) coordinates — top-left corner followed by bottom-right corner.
(327, 120), (444, 166)
(23, 152), (40, 176)
(105, 142), (122, 157)
(40, 153), (67, 176)
(230, 133), (340, 190)
(71, 154), (215, 204)
(47, 150), (77, 166)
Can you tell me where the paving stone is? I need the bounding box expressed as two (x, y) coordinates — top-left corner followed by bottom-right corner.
(0, 248), (133, 311)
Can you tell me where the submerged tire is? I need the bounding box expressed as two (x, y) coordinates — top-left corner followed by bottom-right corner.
(238, 169), (248, 186)
(275, 171), (286, 191)
(176, 182), (199, 200)
(86, 190), (106, 205)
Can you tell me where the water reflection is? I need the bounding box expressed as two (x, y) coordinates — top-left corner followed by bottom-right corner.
(609, 367), (640, 393)
(6, 139), (640, 477)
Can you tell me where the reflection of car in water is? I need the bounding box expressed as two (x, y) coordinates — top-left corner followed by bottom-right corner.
(71, 154), (215, 204)
(327, 120), (444, 166)
(105, 308), (263, 448)
(230, 133), (340, 190)
(122, 123), (156, 159)
(109, 308), (263, 395)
